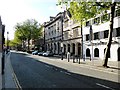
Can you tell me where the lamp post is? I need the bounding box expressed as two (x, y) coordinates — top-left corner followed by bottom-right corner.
(61, 42), (63, 60)
(7, 31), (9, 53)
(90, 25), (94, 65)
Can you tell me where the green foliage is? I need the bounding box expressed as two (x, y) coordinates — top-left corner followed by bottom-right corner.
(14, 19), (43, 42)
(57, 0), (119, 24)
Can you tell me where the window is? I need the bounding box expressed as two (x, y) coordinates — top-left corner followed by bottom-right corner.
(49, 32), (51, 36)
(86, 34), (89, 41)
(73, 28), (78, 38)
(86, 21), (90, 26)
(116, 27), (120, 37)
(64, 32), (68, 39)
(104, 30), (109, 38)
(115, 9), (120, 17)
(93, 17), (100, 25)
(52, 31), (53, 35)
(86, 48), (90, 57)
(94, 48), (99, 57)
(57, 27), (59, 30)
(94, 32), (99, 40)
(112, 28), (116, 37)
(64, 21), (68, 28)
(54, 29), (56, 34)
(99, 31), (104, 39)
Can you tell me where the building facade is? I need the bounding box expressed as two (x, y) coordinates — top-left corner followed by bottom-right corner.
(44, 12), (63, 54)
(62, 11), (82, 56)
(82, 9), (120, 61)
(0, 16), (5, 76)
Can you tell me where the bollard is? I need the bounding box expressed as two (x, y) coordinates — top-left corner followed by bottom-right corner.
(73, 55), (75, 63)
(90, 54), (91, 61)
(67, 52), (70, 62)
(76, 55), (78, 63)
(78, 55), (80, 64)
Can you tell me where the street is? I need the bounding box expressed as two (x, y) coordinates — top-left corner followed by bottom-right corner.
(10, 51), (119, 89)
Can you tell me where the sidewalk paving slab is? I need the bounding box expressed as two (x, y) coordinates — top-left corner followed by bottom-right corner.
(0, 53), (2, 90)
(4, 52), (17, 89)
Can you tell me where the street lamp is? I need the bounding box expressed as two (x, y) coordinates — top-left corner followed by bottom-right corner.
(61, 42), (63, 60)
(7, 31), (9, 53)
(90, 25), (94, 65)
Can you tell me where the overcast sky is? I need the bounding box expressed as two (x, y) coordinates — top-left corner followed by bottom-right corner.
(0, 0), (64, 40)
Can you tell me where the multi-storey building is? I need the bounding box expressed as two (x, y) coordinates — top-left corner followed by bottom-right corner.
(0, 16), (5, 76)
(62, 11), (82, 56)
(83, 8), (120, 61)
(44, 12), (64, 54)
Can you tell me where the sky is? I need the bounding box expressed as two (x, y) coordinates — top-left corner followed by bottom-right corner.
(0, 0), (64, 40)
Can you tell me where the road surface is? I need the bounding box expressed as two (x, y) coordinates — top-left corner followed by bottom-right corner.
(10, 52), (119, 89)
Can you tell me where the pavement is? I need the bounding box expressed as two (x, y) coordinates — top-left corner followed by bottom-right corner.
(0, 51), (120, 89)
(1, 52), (20, 89)
(0, 53), (2, 90)
(50, 55), (120, 75)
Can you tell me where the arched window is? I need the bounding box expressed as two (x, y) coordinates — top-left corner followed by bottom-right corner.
(86, 48), (90, 57)
(94, 48), (99, 57)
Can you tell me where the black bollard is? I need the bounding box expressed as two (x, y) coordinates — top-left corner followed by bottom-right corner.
(78, 56), (80, 64)
(73, 55), (75, 63)
(90, 54), (91, 61)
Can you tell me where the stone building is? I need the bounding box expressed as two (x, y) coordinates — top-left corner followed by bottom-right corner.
(62, 11), (82, 56)
(44, 12), (64, 55)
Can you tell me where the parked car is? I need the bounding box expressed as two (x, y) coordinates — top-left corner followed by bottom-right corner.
(32, 50), (39, 55)
(38, 51), (44, 56)
(42, 51), (54, 56)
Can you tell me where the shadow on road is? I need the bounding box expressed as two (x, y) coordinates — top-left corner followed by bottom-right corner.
(11, 52), (120, 89)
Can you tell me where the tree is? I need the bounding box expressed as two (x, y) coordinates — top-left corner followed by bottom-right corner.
(57, 0), (120, 67)
(14, 19), (43, 51)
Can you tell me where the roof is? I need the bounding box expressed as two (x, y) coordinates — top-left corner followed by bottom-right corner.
(44, 12), (64, 27)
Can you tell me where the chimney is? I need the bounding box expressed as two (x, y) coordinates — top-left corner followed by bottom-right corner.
(50, 16), (55, 21)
